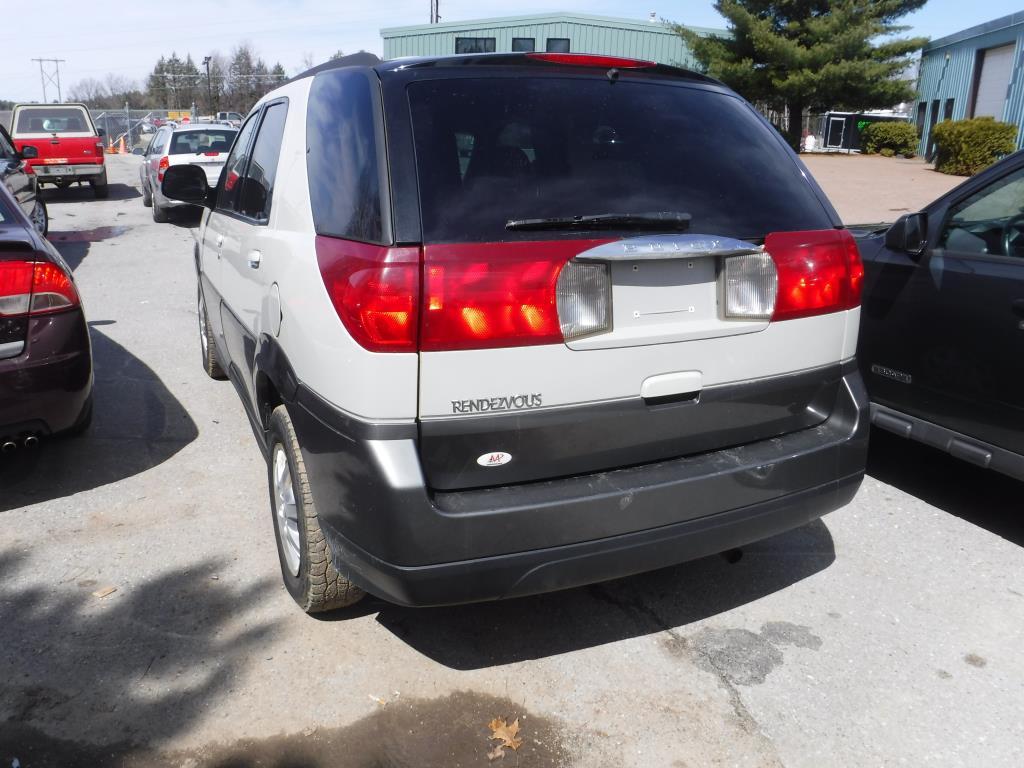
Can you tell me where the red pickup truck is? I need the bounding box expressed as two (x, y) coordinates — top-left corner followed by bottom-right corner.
(11, 103), (108, 198)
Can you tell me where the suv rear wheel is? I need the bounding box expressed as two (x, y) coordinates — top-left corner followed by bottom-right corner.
(268, 405), (365, 613)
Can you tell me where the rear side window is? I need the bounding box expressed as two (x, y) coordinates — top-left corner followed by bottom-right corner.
(169, 129), (237, 155)
(407, 77), (832, 243)
(218, 113), (259, 212)
(15, 106), (92, 134)
(236, 102), (287, 221)
(307, 70), (386, 243)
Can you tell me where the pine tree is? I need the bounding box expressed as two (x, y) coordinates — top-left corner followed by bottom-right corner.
(674, 0), (928, 148)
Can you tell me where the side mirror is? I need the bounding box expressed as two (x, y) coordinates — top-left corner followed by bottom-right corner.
(162, 164), (211, 207)
(132, 147), (145, 156)
(884, 212), (927, 258)
(97, 128), (106, 138)
(18, 145), (38, 160)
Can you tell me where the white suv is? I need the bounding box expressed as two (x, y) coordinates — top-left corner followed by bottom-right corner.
(162, 52), (869, 614)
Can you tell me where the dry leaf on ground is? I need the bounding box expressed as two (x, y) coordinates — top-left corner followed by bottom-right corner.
(487, 717), (522, 760)
(92, 586), (117, 598)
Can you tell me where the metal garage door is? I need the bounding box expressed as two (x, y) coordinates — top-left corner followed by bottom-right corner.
(973, 44), (1015, 119)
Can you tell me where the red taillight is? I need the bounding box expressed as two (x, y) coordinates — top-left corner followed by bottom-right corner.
(766, 229), (863, 321)
(0, 260), (79, 317)
(203, 151), (220, 157)
(421, 244), (566, 351)
(157, 155), (169, 181)
(316, 237), (612, 353)
(527, 52), (656, 69)
(315, 237), (420, 353)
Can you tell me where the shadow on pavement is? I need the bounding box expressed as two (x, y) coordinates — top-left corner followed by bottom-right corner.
(372, 518), (835, 670)
(48, 226), (131, 271)
(168, 206), (204, 229)
(41, 182), (140, 202)
(867, 427), (1024, 547)
(0, 326), (198, 511)
(0, 550), (280, 767)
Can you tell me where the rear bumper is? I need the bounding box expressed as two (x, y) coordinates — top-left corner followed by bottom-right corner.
(33, 164), (104, 182)
(290, 366), (869, 607)
(0, 310), (93, 439)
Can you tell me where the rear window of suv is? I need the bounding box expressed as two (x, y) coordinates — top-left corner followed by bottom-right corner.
(407, 77), (832, 243)
(15, 106), (92, 134)
(169, 129), (237, 154)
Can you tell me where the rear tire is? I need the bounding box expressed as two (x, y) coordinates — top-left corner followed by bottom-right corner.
(268, 405), (365, 614)
(30, 199), (48, 236)
(198, 284), (226, 380)
(142, 180), (153, 208)
(152, 201), (168, 223)
(91, 170), (109, 199)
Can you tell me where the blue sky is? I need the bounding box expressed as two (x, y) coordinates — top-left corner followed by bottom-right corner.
(2, 1), (1022, 102)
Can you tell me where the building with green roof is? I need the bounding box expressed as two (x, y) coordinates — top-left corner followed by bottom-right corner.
(380, 12), (724, 70)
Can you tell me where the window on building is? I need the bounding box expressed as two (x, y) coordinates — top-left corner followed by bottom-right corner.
(915, 102), (927, 131)
(511, 37), (536, 52)
(455, 37), (496, 54)
(545, 38), (570, 53)
(943, 99), (954, 121)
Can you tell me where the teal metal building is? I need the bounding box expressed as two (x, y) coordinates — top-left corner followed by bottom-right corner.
(380, 12), (724, 70)
(917, 11), (1024, 156)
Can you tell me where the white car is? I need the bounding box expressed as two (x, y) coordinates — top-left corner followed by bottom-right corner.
(161, 52), (869, 614)
(139, 123), (237, 222)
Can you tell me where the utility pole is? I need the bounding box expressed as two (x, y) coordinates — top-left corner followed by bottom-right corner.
(32, 58), (67, 102)
(202, 56), (213, 113)
(430, 0), (440, 23)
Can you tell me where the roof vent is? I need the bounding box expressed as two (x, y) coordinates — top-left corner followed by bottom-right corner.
(649, 11), (657, 22)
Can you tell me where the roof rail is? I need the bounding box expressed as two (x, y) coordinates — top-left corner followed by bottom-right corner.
(288, 51), (382, 84)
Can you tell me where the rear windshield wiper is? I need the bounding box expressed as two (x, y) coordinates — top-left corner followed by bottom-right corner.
(505, 211), (691, 232)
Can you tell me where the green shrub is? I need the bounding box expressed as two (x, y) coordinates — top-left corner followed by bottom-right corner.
(932, 117), (1018, 176)
(862, 121), (918, 157)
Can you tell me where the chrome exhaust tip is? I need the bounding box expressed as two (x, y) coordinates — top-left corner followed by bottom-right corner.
(24, 435), (39, 448)
(1, 441), (16, 453)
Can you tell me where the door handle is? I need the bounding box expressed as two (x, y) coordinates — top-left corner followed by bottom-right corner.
(214, 234), (224, 260)
(247, 250), (262, 269)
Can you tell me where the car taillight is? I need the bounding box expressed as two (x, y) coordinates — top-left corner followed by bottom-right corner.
(315, 237), (420, 353)
(723, 229), (862, 322)
(421, 241), (611, 351)
(203, 152), (220, 157)
(0, 260), (80, 317)
(157, 155), (169, 181)
(316, 237), (614, 353)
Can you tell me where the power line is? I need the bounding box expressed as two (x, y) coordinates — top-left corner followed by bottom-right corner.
(31, 58), (66, 102)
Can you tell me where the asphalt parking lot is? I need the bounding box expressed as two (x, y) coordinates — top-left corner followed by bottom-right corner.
(1, 154), (1022, 768)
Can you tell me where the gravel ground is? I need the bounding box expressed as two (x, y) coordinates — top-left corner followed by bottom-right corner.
(0, 155), (1021, 768)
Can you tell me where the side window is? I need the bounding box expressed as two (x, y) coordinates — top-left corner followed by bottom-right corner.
(237, 102), (288, 222)
(306, 70), (386, 243)
(217, 113), (259, 212)
(941, 166), (1024, 258)
(150, 129), (169, 155)
(0, 130), (15, 160)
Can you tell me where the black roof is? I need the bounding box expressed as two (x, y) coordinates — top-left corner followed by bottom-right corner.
(289, 51), (715, 84)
